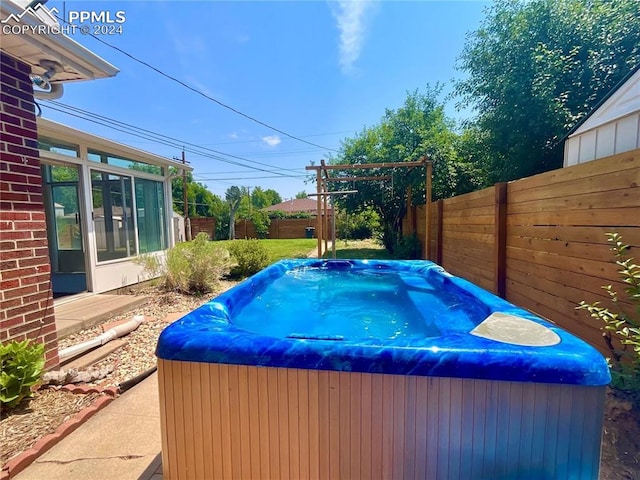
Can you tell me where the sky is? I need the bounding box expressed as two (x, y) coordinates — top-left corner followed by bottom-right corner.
(37, 0), (490, 201)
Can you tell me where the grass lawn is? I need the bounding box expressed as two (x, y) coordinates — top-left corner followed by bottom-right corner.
(326, 239), (394, 260)
(214, 238), (317, 263)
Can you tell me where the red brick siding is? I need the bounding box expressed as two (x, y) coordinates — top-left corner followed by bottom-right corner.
(1, 52), (58, 368)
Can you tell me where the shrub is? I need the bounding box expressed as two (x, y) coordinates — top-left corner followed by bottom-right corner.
(250, 210), (271, 239)
(394, 233), (423, 259)
(228, 239), (269, 277)
(0, 340), (45, 410)
(138, 232), (235, 295)
(578, 233), (640, 395)
(336, 208), (381, 241)
(268, 211), (312, 219)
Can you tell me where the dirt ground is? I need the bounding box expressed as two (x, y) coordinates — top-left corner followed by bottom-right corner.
(600, 390), (640, 479)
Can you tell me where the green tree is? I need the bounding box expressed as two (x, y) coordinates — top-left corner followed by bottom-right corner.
(453, 126), (493, 189)
(335, 207), (380, 240)
(214, 202), (230, 240)
(189, 182), (223, 217)
(236, 190), (252, 219)
(248, 187), (282, 209)
(249, 210), (271, 239)
(263, 188), (282, 206)
(456, 0), (640, 182)
(250, 187), (270, 209)
(331, 87), (479, 252)
(295, 191), (308, 199)
(170, 168), (230, 238)
(225, 186), (244, 240)
(170, 168), (193, 216)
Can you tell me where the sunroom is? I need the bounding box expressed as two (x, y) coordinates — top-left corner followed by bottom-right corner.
(36, 118), (190, 298)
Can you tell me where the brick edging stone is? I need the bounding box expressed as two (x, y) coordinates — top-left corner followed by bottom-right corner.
(0, 385), (120, 480)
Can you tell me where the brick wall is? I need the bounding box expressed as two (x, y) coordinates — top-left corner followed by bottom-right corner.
(1, 52), (59, 368)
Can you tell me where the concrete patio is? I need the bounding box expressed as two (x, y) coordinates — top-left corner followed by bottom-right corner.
(13, 373), (163, 480)
(54, 294), (149, 339)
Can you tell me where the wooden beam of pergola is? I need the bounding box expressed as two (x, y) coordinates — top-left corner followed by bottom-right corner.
(309, 156), (432, 260)
(305, 160), (428, 171)
(326, 176), (392, 182)
(320, 162), (330, 254)
(308, 190), (359, 196)
(315, 164), (323, 258)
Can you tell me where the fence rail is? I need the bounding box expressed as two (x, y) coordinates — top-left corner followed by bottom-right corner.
(403, 149), (640, 352)
(190, 217), (216, 239)
(235, 217), (332, 240)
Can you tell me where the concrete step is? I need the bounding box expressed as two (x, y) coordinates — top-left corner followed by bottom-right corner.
(55, 294), (149, 339)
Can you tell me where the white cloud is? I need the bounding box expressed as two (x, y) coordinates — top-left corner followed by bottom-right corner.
(330, 0), (375, 73)
(236, 34), (250, 44)
(262, 135), (281, 147)
(229, 132), (239, 140)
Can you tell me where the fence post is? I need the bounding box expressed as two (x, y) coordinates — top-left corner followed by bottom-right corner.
(436, 200), (443, 265)
(406, 185), (414, 235)
(425, 162), (433, 260)
(494, 182), (508, 298)
(185, 217), (191, 241)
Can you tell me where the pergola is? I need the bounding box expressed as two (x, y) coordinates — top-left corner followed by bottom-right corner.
(305, 156), (433, 259)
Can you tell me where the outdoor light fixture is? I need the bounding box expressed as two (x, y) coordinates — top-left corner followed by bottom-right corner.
(30, 59), (64, 99)
(29, 59), (59, 90)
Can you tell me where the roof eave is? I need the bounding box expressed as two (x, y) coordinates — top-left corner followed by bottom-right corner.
(0, 1), (119, 81)
(562, 63), (640, 142)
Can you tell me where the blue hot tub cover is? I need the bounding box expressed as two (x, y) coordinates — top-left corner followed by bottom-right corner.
(156, 259), (611, 386)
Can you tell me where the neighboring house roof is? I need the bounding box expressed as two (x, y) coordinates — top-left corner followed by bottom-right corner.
(0, 0), (119, 82)
(564, 63), (640, 140)
(263, 198), (332, 215)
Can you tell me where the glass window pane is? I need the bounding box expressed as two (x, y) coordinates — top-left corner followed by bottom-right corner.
(43, 164), (79, 183)
(135, 178), (166, 253)
(88, 149), (164, 176)
(91, 170), (135, 262)
(52, 185), (82, 250)
(38, 136), (79, 157)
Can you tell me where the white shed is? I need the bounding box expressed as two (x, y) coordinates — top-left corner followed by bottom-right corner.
(564, 65), (640, 167)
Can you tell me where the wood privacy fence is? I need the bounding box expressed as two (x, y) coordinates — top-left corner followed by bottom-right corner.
(402, 149), (640, 352)
(190, 217), (216, 239)
(235, 217), (333, 240)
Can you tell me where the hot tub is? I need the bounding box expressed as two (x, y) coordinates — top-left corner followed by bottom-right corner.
(156, 259), (610, 480)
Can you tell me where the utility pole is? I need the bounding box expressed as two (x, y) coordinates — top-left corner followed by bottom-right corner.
(182, 149), (191, 241)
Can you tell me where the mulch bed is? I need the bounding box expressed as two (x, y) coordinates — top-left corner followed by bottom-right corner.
(1, 388), (102, 467)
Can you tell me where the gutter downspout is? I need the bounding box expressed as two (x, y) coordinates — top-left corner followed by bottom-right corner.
(58, 315), (144, 362)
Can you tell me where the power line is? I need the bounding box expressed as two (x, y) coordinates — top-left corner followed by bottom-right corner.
(193, 174), (308, 181)
(43, 104), (297, 180)
(45, 100), (300, 173)
(57, 16), (339, 153)
(194, 169), (307, 175)
(42, 101), (305, 178)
